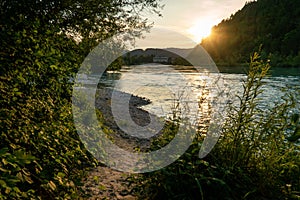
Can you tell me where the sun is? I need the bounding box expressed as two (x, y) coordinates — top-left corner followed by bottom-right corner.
(188, 20), (214, 43)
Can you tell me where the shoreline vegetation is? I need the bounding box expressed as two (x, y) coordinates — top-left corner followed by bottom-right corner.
(80, 53), (300, 199)
(106, 47), (300, 74)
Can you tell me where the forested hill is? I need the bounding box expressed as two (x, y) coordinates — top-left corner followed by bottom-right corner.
(201, 0), (300, 67)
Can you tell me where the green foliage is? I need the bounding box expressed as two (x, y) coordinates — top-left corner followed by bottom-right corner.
(0, 16), (95, 198)
(0, 0), (162, 198)
(0, 148), (36, 199)
(213, 53), (300, 198)
(201, 0), (300, 67)
(130, 53), (300, 199)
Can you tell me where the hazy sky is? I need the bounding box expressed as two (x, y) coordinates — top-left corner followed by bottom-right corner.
(135, 0), (248, 49)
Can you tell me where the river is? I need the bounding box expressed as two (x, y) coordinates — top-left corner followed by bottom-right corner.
(94, 64), (299, 124)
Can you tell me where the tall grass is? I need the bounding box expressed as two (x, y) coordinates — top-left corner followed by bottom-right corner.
(130, 53), (300, 199)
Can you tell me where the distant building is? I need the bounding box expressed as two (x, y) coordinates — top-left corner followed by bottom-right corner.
(153, 56), (170, 63)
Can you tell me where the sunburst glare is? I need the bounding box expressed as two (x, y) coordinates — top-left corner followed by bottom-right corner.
(188, 20), (215, 43)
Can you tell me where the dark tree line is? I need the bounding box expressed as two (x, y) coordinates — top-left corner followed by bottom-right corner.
(201, 0), (300, 67)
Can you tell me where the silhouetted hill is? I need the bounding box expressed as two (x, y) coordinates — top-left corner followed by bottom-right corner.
(122, 48), (193, 65)
(125, 48), (192, 58)
(165, 48), (193, 58)
(201, 0), (300, 67)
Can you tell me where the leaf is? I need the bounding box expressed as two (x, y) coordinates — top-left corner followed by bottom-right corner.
(57, 172), (65, 178)
(0, 167), (8, 172)
(0, 148), (9, 156)
(23, 174), (33, 184)
(50, 65), (58, 70)
(2, 158), (8, 165)
(16, 172), (24, 182)
(0, 180), (7, 187)
(48, 181), (56, 191)
(13, 186), (21, 193)
(5, 187), (11, 194)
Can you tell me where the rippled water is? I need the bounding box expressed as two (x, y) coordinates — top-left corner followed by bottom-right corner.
(95, 64), (299, 123)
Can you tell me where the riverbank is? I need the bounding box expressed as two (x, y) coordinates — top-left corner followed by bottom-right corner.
(94, 87), (160, 151)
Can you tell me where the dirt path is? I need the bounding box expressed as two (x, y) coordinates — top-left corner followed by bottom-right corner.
(81, 165), (138, 200)
(80, 88), (156, 199)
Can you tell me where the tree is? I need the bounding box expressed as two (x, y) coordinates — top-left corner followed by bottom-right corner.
(201, 0), (300, 67)
(0, 0), (162, 198)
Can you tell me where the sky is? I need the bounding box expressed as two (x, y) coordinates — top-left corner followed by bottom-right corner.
(135, 0), (248, 49)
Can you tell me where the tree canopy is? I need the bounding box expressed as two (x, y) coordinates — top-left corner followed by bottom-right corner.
(201, 0), (300, 67)
(0, 0), (162, 198)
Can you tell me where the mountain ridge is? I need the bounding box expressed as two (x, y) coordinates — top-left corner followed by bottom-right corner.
(201, 0), (300, 67)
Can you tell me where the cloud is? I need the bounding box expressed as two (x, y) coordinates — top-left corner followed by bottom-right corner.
(135, 27), (197, 49)
(139, 0), (247, 48)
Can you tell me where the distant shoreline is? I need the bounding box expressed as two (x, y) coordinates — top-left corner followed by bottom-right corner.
(216, 62), (300, 68)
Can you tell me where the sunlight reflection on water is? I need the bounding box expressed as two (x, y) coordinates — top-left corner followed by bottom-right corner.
(97, 64), (300, 124)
